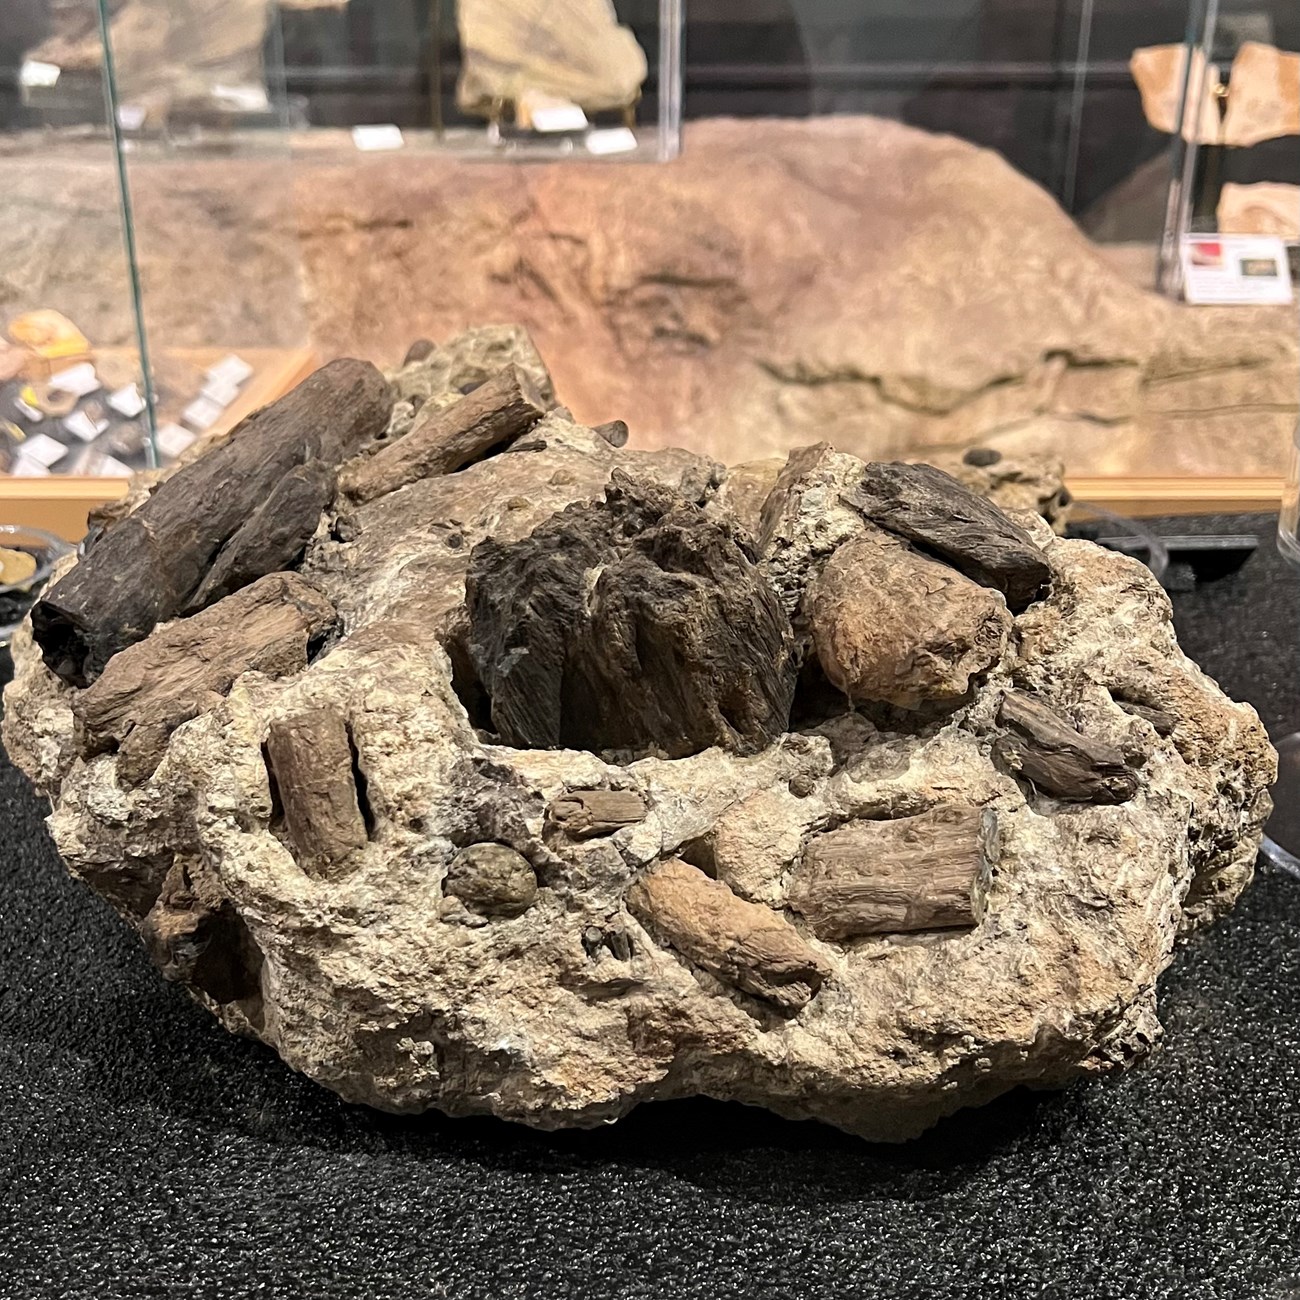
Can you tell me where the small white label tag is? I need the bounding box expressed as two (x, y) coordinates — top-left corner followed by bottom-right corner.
(64, 410), (110, 443)
(212, 84), (270, 113)
(48, 362), (101, 398)
(529, 103), (589, 134)
(20, 432), (69, 468)
(94, 453), (133, 478)
(182, 396), (226, 432)
(206, 354), (253, 388)
(9, 455), (51, 478)
(154, 422), (198, 461)
(200, 379), (241, 409)
(20, 61), (61, 89)
(352, 124), (405, 152)
(586, 127), (638, 156)
(117, 104), (148, 131)
(108, 384), (146, 418)
(1181, 233), (1294, 305)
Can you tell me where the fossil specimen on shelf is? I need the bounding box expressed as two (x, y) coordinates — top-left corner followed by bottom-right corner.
(1217, 183), (1300, 240)
(2, 327), (1274, 1141)
(455, 0), (648, 124)
(1130, 40), (1300, 146)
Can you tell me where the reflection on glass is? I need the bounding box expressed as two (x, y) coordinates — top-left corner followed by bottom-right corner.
(0, 0), (152, 480)
(1280, 422), (1300, 569)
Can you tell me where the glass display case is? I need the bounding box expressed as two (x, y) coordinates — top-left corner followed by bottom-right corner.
(0, 0), (150, 534)
(276, 0), (684, 161)
(1153, 0), (1300, 294)
(0, 0), (317, 538)
(1, 0), (1296, 538)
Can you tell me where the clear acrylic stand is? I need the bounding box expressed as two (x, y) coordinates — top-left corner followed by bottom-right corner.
(1263, 421), (1300, 871)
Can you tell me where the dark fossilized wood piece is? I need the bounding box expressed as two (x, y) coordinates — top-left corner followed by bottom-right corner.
(142, 858), (264, 1007)
(467, 474), (797, 758)
(264, 706), (369, 875)
(75, 573), (337, 784)
(847, 461), (1052, 611)
(627, 858), (831, 1015)
(340, 364), (550, 504)
(995, 692), (1140, 803)
(756, 441), (835, 551)
(188, 461), (336, 611)
(788, 806), (987, 940)
(32, 358), (390, 686)
(549, 789), (648, 839)
(1115, 698), (1177, 737)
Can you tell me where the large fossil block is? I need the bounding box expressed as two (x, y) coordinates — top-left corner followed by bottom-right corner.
(455, 0), (648, 119)
(1, 334), (1276, 1141)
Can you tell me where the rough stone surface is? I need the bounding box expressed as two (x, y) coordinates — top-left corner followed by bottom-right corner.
(3, 117), (1294, 480)
(0, 341), (1276, 1142)
(807, 530), (1013, 710)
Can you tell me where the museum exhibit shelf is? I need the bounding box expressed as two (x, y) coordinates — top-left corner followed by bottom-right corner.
(1, 2), (1294, 534)
(0, 346), (317, 540)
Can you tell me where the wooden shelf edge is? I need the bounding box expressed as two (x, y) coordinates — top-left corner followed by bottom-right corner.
(3, 468), (1287, 547)
(0, 476), (131, 543)
(1066, 476), (1285, 518)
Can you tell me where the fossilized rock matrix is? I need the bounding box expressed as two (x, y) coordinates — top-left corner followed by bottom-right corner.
(2, 328), (1275, 1140)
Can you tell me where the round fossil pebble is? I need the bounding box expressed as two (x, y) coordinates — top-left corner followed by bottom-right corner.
(443, 843), (538, 917)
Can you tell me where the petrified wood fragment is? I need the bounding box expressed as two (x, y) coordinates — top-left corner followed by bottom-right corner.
(75, 573), (336, 784)
(995, 692), (1139, 804)
(788, 807), (987, 940)
(1217, 182), (1300, 241)
(33, 358), (390, 686)
(1115, 698), (1177, 738)
(467, 475), (797, 757)
(627, 858), (830, 1015)
(444, 843), (538, 918)
(264, 706), (369, 875)
(142, 858), (264, 1008)
(593, 419), (630, 448)
(806, 529), (1011, 709)
(340, 365), (549, 504)
(456, 0), (647, 118)
(1220, 42), (1300, 148)
(548, 789), (648, 839)
(848, 462), (1052, 611)
(756, 443), (884, 618)
(188, 461), (336, 611)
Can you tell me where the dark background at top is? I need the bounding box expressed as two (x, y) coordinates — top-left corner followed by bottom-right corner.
(3, 1), (1300, 214)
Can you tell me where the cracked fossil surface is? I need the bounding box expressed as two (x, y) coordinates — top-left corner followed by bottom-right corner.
(2, 327), (1275, 1140)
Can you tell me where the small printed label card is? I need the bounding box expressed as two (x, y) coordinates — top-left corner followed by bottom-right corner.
(352, 125), (405, 152)
(1181, 233), (1294, 305)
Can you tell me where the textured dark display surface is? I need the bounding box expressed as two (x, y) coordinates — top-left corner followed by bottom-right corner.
(2, 514), (1298, 1300)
